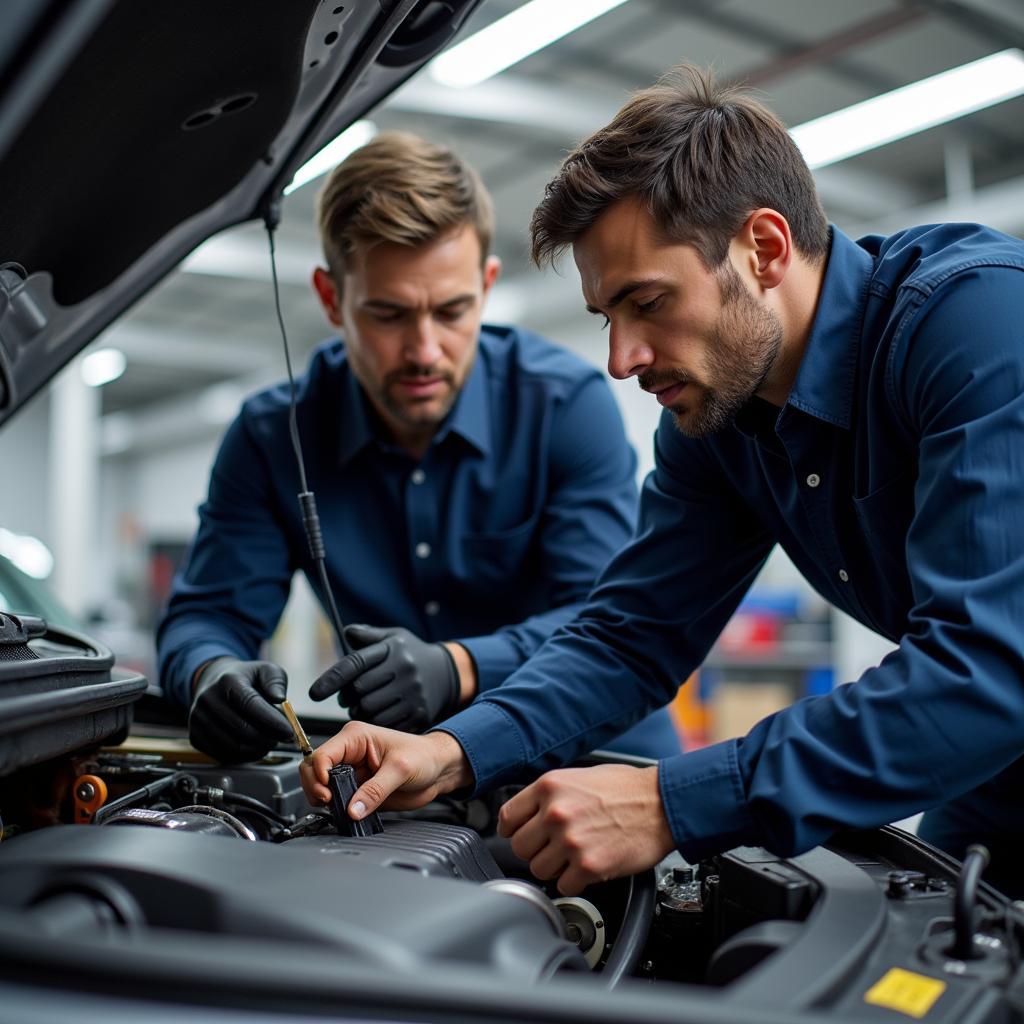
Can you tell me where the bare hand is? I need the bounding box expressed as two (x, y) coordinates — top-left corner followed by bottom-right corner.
(299, 721), (473, 819)
(497, 764), (676, 896)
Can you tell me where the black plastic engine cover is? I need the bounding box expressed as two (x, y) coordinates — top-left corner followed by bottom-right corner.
(0, 823), (581, 981)
(289, 819), (503, 881)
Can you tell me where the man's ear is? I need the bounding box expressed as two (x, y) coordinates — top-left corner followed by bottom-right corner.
(312, 267), (344, 327)
(481, 254), (502, 299)
(734, 209), (791, 292)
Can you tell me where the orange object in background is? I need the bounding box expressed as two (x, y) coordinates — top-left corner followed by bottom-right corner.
(73, 774), (108, 823)
(669, 670), (796, 749)
(669, 672), (708, 750)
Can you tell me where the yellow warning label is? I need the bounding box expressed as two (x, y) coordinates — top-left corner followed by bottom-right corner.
(864, 968), (947, 1018)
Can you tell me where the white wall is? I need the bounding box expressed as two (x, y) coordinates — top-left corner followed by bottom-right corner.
(96, 437), (218, 631)
(0, 392), (52, 544)
(130, 438), (218, 541)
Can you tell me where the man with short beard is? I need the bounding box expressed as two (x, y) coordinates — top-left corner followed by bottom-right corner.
(302, 68), (1024, 898)
(633, 260), (784, 438)
(157, 132), (682, 765)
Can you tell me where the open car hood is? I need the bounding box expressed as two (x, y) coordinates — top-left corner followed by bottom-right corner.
(0, 0), (482, 427)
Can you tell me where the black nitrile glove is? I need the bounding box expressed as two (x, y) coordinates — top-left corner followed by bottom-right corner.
(309, 624), (460, 732)
(188, 657), (293, 764)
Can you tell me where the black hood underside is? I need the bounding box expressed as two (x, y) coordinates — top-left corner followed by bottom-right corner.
(0, 0), (480, 426)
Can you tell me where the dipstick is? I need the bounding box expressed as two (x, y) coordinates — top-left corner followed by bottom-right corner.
(281, 700), (314, 763)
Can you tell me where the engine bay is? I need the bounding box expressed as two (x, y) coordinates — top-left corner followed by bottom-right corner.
(2, 614), (1024, 1022)
(3, 737), (1024, 1024)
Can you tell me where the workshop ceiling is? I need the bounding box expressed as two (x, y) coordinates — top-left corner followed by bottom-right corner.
(93, 0), (1024, 441)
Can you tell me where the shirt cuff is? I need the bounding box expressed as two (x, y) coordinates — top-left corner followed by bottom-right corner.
(166, 642), (241, 709)
(455, 633), (522, 692)
(430, 700), (529, 796)
(658, 739), (761, 861)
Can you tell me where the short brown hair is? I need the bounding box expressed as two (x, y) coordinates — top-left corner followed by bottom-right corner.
(530, 65), (829, 269)
(317, 131), (495, 279)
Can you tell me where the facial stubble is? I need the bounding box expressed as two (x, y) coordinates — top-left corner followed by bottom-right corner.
(380, 364), (458, 428)
(652, 268), (783, 438)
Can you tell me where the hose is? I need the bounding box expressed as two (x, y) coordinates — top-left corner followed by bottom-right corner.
(218, 790), (291, 826)
(603, 869), (657, 988)
(951, 843), (990, 960)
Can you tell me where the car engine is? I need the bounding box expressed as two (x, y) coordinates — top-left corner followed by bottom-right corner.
(3, 612), (1024, 1023)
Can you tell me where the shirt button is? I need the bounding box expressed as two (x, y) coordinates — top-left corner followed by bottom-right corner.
(411, 468), (425, 485)
(415, 542), (431, 559)
(424, 600), (440, 616)
(838, 569), (850, 582)
(806, 473), (821, 488)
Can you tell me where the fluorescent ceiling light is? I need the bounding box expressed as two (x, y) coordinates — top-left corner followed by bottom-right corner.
(430, 0), (631, 89)
(81, 348), (126, 388)
(284, 120), (377, 195)
(792, 48), (1024, 169)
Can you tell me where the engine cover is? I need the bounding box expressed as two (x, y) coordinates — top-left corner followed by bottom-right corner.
(288, 819), (504, 881)
(0, 822), (584, 981)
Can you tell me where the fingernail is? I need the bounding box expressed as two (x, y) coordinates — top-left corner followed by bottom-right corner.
(351, 800), (366, 819)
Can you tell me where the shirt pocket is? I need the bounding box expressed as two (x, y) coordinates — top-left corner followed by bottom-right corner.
(460, 515), (540, 586)
(853, 471), (915, 539)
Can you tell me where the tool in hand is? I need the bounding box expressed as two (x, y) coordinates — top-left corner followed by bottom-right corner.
(280, 700), (314, 763)
(327, 764), (384, 837)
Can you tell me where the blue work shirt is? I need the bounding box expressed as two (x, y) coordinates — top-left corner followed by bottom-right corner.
(157, 325), (680, 756)
(439, 224), (1024, 862)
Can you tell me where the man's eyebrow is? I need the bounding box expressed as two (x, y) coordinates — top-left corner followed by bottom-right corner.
(361, 294), (476, 311)
(437, 293), (476, 308)
(585, 279), (663, 315)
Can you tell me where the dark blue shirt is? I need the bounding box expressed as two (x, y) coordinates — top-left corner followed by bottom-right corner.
(157, 325), (678, 753)
(439, 225), (1024, 861)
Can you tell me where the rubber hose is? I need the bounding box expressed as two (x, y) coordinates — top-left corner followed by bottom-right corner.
(951, 843), (990, 960)
(603, 869), (657, 988)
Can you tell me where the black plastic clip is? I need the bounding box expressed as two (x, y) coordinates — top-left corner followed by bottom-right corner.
(327, 764), (383, 837)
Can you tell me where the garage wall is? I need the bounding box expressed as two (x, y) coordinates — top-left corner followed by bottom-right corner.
(131, 439), (217, 541)
(0, 393), (52, 546)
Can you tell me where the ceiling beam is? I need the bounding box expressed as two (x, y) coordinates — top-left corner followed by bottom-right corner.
(385, 73), (619, 137)
(849, 171), (1024, 238)
(96, 322), (279, 375)
(915, 0), (1024, 51)
(99, 370), (275, 456)
(388, 73), (923, 215)
(725, 6), (928, 89)
(814, 165), (922, 220)
(524, 0), (714, 91)
(645, 0), (1013, 154)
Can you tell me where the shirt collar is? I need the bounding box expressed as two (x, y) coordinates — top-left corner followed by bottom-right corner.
(431, 347), (491, 457)
(335, 343), (491, 467)
(336, 361), (375, 467)
(784, 226), (874, 431)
